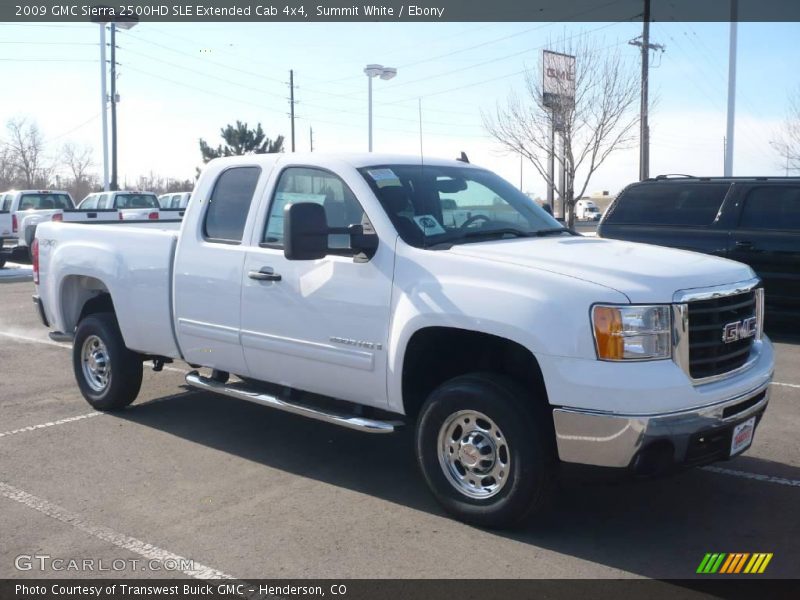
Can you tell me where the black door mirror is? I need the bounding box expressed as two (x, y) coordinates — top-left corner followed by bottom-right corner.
(284, 202), (329, 260)
(541, 203), (553, 216)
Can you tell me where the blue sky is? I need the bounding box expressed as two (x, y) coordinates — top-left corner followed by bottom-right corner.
(0, 20), (798, 195)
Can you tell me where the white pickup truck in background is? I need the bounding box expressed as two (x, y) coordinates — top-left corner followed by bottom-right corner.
(32, 153), (774, 528)
(0, 189), (184, 265)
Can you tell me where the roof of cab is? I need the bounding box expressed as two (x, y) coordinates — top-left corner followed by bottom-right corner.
(206, 152), (480, 170)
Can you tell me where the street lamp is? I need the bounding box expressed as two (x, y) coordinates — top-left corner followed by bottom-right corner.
(90, 8), (137, 191)
(109, 18), (138, 190)
(364, 64), (397, 152)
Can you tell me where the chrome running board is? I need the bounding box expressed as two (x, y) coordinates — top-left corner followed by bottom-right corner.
(185, 372), (402, 434)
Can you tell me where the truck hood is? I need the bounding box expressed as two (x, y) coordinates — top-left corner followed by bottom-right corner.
(447, 235), (755, 303)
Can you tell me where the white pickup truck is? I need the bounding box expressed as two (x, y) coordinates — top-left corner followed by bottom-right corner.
(0, 189), (183, 265)
(33, 154), (774, 528)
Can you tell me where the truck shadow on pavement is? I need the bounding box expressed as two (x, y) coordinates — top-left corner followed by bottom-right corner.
(118, 389), (799, 579)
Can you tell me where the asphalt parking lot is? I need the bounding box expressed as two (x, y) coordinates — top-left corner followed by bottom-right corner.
(0, 277), (798, 581)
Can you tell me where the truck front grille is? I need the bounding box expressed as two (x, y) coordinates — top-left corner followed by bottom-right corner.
(687, 291), (757, 380)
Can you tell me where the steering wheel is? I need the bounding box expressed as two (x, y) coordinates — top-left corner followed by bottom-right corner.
(459, 214), (492, 229)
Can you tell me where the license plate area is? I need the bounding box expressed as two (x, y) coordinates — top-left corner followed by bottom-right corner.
(730, 416), (756, 457)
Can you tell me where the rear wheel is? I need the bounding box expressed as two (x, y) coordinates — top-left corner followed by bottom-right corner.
(73, 312), (143, 411)
(415, 373), (556, 528)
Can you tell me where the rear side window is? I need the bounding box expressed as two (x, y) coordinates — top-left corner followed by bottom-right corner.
(1, 195), (11, 211)
(204, 166), (261, 243)
(80, 195), (97, 210)
(606, 183), (729, 227)
(18, 193), (73, 210)
(739, 186), (800, 231)
(114, 193), (159, 209)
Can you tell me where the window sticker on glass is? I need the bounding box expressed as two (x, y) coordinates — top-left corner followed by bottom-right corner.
(366, 168), (401, 188)
(413, 215), (446, 235)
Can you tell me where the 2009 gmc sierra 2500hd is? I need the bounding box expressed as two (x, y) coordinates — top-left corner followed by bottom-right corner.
(32, 153), (774, 528)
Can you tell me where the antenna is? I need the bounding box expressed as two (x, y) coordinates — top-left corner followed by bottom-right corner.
(418, 97), (424, 165)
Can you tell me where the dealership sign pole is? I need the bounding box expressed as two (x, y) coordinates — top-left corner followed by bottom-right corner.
(542, 50), (575, 218)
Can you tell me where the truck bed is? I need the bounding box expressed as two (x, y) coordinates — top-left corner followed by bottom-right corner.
(36, 221), (182, 358)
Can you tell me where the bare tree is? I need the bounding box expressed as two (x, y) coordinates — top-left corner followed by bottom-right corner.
(6, 117), (48, 188)
(61, 142), (95, 199)
(0, 144), (16, 190)
(772, 89), (800, 174)
(483, 37), (639, 227)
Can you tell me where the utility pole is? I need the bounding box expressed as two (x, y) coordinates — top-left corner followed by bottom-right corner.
(289, 70), (296, 152)
(309, 126), (313, 152)
(98, 23), (109, 191)
(629, 0), (665, 181)
(109, 22), (118, 190)
(724, 0), (738, 177)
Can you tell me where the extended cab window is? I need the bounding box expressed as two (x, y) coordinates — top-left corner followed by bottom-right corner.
(263, 167), (367, 252)
(97, 194), (109, 209)
(605, 183), (729, 227)
(204, 166), (261, 243)
(739, 186), (800, 231)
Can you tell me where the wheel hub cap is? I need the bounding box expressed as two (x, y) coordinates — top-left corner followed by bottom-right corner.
(81, 335), (111, 392)
(437, 410), (510, 499)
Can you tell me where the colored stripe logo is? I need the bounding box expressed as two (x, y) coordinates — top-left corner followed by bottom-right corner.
(697, 553), (773, 574)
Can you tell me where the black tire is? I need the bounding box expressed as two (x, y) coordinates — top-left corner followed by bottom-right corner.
(0, 258), (5, 269)
(415, 373), (557, 529)
(72, 312), (143, 411)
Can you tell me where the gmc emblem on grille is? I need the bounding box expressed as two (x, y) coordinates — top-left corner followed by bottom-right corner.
(722, 316), (757, 343)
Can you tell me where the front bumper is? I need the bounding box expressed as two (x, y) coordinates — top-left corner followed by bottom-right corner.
(553, 379), (770, 472)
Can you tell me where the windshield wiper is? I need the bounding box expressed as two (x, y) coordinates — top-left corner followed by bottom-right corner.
(460, 228), (533, 240)
(531, 227), (572, 237)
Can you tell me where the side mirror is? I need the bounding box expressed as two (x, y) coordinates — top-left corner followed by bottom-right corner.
(541, 203), (553, 216)
(284, 202), (329, 261)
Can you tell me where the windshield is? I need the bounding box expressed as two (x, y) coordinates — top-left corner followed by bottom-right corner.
(18, 193), (74, 210)
(114, 193), (159, 209)
(359, 165), (564, 248)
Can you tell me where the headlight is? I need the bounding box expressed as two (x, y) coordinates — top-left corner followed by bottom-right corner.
(592, 304), (672, 361)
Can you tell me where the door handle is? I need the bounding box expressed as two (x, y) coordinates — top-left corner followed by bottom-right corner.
(734, 240), (753, 248)
(248, 267), (282, 282)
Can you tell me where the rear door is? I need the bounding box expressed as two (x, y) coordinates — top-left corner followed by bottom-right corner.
(728, 183), (800, 321)
(173, 165), (263, 375)
(598, 181), (732, 256)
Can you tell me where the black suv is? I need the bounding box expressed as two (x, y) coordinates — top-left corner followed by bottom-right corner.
(597, 176), (800, 329)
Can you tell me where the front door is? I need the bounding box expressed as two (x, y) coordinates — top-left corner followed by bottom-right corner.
(240, 166), (394, 408)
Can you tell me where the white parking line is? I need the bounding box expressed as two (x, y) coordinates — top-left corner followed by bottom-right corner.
(0, 481), (235, 579)
(701, 465), (800, 488)
(0, 412), (100, 438)
(0, 331), (189, 374)
(772, 381), (800, 389)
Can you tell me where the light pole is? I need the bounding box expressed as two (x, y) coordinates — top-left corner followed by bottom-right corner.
(364, 64), (397, 152)
(109, 19), (138, 190)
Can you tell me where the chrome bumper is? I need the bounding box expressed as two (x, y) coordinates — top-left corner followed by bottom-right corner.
(552, 379), (770, 471)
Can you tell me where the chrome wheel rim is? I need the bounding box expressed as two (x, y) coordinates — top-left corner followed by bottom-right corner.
(81, 335), (111, 392)
(437, 410), (510, 499)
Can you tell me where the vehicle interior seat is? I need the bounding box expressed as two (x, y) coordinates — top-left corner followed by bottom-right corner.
(380, 186), (425, 245)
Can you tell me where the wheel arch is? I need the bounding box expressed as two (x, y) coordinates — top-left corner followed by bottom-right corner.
(400, 326), (549, 421)
(59, 274), (115, 333)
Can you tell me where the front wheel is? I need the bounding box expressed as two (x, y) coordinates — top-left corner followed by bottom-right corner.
(73, 313), (143, 411)
(415, 373), (556, 529)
